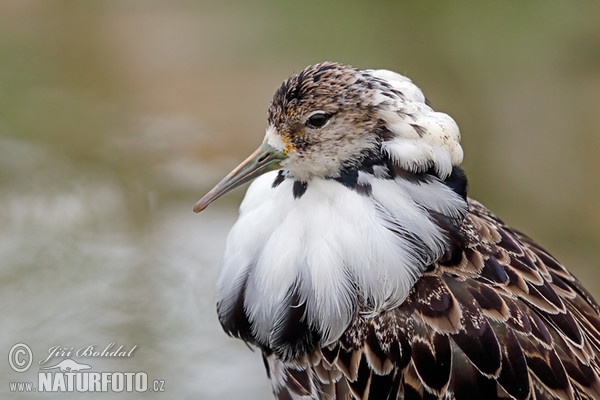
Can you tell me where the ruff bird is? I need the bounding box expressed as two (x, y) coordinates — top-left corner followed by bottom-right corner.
(193, 62), (600, 400)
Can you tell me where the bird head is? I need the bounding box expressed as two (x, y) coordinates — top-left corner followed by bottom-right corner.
(194, 62), (463, 212)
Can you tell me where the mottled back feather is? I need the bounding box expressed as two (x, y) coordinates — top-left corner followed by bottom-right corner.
(263, 200), (600, 400)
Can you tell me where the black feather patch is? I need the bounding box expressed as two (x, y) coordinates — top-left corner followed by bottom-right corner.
(347, 356), (371, 399)
(359, 149), (385, 173)
(292, 180), (308, 199)
(269, 288), (320, 360)
(402, 383), (421, 400)
(364, 324), (391, 374)
(285, 368), (312, 396)
(450, 351), (498, 400)
(430, 211), (466, 265)
(217, 275), (253, 343)
(527, 309), (553, 347)
(442, 166), (468, 200)
(384, 158), (432, 183)
(330, 151), (380, 196)
(526, 349), (570, 392)
(368, 371), (399, 400)
(544, 310), (583, 346)
(451, 322), (501, 376)
(334, 168), (359, 189)
(468, 285), (507, 317)
(498, 229), (523, 254)
(272, 170), (285, 188)
(411, 333), (451, 393)
(496, 328), (530, 400)
(387, 335), (411, 370)
(480, 257), (510, 284)
(321, 346), (340, 365)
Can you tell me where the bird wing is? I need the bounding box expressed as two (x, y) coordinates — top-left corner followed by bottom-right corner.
(264, 199), (600, 400)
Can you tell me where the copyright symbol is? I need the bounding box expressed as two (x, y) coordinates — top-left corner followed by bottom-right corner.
(8, 343), (33, 373)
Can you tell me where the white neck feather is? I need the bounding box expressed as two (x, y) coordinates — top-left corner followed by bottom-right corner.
(216, 170), (467, 347)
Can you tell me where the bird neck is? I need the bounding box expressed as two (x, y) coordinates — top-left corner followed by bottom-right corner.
(216, 163), (468, 359)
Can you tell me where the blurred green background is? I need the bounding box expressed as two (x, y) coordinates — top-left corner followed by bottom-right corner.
(1, 1), (600, 399)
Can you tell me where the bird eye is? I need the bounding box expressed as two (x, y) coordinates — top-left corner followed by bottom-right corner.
(306, 112), (330, 129)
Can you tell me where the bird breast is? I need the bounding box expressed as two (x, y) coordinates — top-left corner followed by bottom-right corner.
(216, 170), (467, 352)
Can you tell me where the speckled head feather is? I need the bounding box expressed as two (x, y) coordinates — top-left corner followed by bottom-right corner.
(268, 62), (366, 126)
(263, 62), (463, 182)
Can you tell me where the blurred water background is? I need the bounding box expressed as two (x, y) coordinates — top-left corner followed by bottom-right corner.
(1, 2), (600, 399)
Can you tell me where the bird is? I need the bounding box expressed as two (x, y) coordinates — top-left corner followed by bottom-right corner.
(193, 62), (600, 400)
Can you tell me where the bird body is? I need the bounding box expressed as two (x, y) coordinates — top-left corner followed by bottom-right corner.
(194, 62), (600, 399)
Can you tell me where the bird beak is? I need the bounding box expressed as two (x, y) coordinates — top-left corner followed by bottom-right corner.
(193, 142), (285, 213)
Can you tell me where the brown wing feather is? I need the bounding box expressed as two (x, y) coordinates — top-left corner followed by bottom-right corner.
(264, 199), (600, 399)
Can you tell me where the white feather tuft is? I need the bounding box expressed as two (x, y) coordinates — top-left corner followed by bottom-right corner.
(217, 171), (466, 346)
(364, 69), (463, 179)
